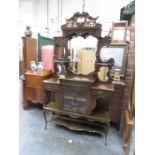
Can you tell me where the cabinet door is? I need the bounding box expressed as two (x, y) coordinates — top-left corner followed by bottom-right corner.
(62, 86), (88, 114)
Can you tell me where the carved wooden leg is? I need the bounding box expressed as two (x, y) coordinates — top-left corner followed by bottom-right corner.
(43, 109), (47, 130)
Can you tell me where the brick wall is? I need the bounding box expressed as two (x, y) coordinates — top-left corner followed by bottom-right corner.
(123, 14), (135, 110)
(119, 14), (135, 134)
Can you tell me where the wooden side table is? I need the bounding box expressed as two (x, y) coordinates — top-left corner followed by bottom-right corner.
(24, 70), (52, 110)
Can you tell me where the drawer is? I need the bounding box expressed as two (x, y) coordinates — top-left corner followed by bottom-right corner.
(26, 76), (42, 88)
(43, 82), (60, 90)
(60, 80), (92, 88)
(91, 89), (113, 96)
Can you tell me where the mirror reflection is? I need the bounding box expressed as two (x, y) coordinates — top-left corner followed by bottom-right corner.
(100, 46), (124, 69)
(68, 36), (98, 75)
(97, 66), (109, 82)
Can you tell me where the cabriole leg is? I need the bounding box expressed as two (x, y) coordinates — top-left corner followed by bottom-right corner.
(43, 109), (47, 130)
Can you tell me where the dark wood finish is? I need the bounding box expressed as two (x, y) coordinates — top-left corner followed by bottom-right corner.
(24, 70), (52, 109)
(43, 77), (125, 128)
(44, 101), (110, 144)
(43, 12), (127, 142)
(61, 12), (102, 38)
(22, 37), (37, 73)
(53, 12), (113, 79)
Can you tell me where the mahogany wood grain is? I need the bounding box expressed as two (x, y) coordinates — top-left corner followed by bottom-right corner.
(24, 70), (52, 109)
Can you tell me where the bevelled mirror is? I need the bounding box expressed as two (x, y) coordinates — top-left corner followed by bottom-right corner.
(68, 35), (98, 75)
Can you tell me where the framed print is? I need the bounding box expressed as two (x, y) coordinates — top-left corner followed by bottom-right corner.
(111, 21), (128, 43)
(99, 44), (128, 77)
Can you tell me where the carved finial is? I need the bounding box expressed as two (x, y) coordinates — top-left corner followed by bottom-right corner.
(82, 0), (85, 12)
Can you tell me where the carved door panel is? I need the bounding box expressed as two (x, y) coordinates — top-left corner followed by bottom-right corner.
(62, 86), (89, 114)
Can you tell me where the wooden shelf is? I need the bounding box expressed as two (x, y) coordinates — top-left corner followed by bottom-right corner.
(53, 114), (107, 135)
(44, 102), (110, 123)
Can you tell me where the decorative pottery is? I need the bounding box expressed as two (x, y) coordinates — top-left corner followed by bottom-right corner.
(24, 26), (32, 37)
(37, 62), (43, 71)
(30, 61), (37, 71)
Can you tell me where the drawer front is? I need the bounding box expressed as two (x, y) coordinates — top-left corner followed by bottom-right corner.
(63, 98), (87, 114)
(43, 82), (60, 90)
(91, 89), (113, 96)
(60, 80), (92, 88)
(26, 76), (42, 88)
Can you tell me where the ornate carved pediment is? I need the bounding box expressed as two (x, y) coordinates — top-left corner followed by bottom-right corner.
(61, 12), (102, 38)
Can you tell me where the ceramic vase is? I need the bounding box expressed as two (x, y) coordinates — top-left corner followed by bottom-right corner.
(24, 26), (32, 37)
(37, 62), (43, 71)
(30, 61), (37, 71)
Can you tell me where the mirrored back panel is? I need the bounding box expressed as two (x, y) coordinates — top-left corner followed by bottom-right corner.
(68, 36), (98, 75)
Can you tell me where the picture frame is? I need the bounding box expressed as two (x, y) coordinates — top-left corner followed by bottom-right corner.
(111, 21), (129, 43)
(99, 44), (128, 77)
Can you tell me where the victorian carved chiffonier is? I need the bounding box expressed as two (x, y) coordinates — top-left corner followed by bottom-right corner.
(42, 12), (128, 144)
(24, 70), (52, 110)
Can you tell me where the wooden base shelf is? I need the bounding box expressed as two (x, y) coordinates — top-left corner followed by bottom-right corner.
(43, 102), (110, 144)
(53, 115), (107, 135)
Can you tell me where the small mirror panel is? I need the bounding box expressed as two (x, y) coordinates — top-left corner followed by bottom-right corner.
(97, 66), (109, 82)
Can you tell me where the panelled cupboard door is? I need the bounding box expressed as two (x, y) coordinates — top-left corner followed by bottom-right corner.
(62, 86), (88, 114)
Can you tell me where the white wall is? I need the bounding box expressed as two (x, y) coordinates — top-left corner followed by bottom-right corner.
(19, 0), (132, 38)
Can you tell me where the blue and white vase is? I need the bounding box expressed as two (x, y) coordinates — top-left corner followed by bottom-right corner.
(37, 62), (43, 71)
(30, 61), (37, 71)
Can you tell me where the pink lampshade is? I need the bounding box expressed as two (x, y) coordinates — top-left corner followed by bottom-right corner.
(41, 45), (54, 71)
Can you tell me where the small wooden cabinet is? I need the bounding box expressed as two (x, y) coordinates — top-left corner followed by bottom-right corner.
(24, 70), (52, 109)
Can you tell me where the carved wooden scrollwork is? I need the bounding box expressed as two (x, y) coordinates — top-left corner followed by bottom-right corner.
(95, 58), (114, 82)
(53, 11), (113, 81)
(96, 36), (111, 62)
(61, 12), (102, 39)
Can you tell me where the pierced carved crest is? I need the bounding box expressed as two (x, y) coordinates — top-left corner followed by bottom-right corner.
(61, 12), (102, 38)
